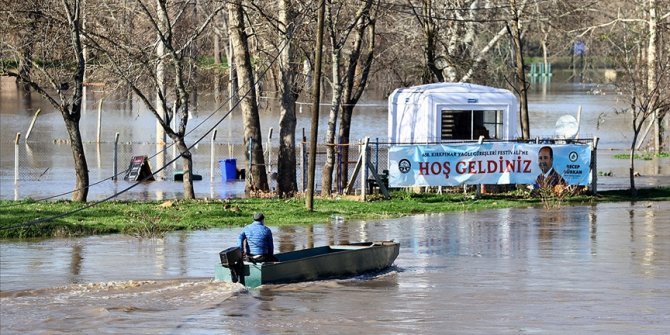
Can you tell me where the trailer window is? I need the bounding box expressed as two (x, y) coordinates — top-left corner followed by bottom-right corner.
(441, 110), (503, 140)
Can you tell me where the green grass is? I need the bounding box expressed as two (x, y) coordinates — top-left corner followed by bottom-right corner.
(613, 152), (670, 160)
(1, 188), (669, 239)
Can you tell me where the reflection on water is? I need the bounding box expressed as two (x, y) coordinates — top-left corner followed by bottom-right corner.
(1, 202), (669, 333)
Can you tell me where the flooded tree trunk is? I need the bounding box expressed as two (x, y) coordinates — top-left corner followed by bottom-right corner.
(173, 56), (195, 199)
(228, 0), (268, 194)
(175, 139), (195, 199)
(629, 145), (637, 197)
(62, 0), (89, 202)
(7, 0), (90, 200)
(276, 0), (299, 197)
(64, 116), (89, 202)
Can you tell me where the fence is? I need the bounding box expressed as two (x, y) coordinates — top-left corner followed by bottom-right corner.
(2, 133), (598, 200)
(2, 131), (392, 199)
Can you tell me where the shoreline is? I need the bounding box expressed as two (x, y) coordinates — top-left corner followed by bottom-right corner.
(1, 187), (668, 240)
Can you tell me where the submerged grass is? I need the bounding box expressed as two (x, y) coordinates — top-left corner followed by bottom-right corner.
(613, 151), (670, 160)
(1, 187), (668, 239)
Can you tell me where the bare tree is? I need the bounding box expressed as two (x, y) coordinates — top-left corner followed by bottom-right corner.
(3, 0), (90, 202)
(87, 0), (226, 199)
(320, 0), (376, 195)
(406, 0), (445, 83)
(335, 0), (377, 191)
(572, 0), (670, 194)
(615, 51), (669, 195)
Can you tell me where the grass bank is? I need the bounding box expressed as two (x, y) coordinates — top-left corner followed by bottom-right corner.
(1, 188), (669, 239)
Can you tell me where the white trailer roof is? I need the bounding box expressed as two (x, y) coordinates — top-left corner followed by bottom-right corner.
(388, 82), (519, 143)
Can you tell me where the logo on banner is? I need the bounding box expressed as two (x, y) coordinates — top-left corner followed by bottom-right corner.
(569, 151), (579, 162)
(398, 159), (411, 173)
(389, 143), (591, 187)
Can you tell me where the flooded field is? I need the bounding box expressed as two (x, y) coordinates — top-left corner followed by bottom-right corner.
(1, 75), (668, 200)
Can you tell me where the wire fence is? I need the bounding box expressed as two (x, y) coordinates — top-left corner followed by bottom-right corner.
(1, 135), (392, 198)
(2, 136), (599, 200)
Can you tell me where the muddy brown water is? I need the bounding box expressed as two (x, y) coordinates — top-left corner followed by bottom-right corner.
(1, 202), (669, 334)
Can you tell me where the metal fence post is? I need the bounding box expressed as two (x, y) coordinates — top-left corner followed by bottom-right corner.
(591, 136), (599, 194)
(112, 132), (119, 180)
(336, 136), (341, 194)
(301, 130), (307, 192)
(210, 129), (218, 182)
(25, 109), (41, 141)
(361, 137), (369, 201)
(96, 99), (103, 143)
(267, 127), (273, 174)
(14, 133), (20, 184)
(375, 137), (379, 173)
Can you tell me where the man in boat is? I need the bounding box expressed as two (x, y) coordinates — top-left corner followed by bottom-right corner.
(239, 212), (278, 262)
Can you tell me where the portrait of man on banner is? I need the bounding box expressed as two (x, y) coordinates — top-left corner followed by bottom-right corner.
(535, 146), (567, 189)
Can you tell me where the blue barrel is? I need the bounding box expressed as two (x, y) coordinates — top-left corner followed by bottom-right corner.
(219, 159), (237, 181)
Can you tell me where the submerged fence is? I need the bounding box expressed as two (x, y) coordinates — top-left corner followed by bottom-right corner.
(2, 131), (598, 200)
(2, 131), (391, 199)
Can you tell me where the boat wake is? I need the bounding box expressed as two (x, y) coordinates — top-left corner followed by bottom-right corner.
(1, 278), (246, 333)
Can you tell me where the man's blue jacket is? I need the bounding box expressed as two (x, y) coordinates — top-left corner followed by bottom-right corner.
(238, 221), (274, 256)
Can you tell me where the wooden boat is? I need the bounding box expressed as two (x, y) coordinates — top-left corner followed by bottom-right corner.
(215, 241), (399, 288)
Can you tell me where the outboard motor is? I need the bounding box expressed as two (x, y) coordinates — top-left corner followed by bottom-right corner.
(219, 247), (245, 285)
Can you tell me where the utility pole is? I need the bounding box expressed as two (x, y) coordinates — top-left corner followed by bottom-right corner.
(306, 0), (325, 210)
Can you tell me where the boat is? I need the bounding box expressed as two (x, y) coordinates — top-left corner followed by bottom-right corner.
(215, 241), (400, 288)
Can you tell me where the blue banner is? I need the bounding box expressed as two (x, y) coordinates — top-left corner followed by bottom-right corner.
(388, 143), (591, 187)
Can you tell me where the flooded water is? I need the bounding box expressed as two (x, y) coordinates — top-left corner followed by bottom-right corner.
(1, 74), (669, 200)
(2, 202), (669, 334)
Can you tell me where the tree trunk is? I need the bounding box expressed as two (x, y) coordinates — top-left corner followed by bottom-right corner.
(338, 106), (353, 185)
(18, 44), (33, 93)
(321, 54), (342, 196)
(175, 138), (195, 199)
(629, 145), (637, 197)
(8, 0), (90, 200)
(647, 0), (660, 153)
(173, 59), (196, 199)
(63, 0), (89, 202)
(422, 1), (444, 83)
(510, 0), (530, 140)
(155, 0), (167, 181)
(276, 0), (299, 197)
(220, 13), (239, 133)
(322, 0), (375, 195)
(64, 116), (89, 202)
(228, 0), (268, 193)
(320, 2), (342, 197)
(338, 1), (375, 187)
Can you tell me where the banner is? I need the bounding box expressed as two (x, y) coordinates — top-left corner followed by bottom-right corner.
(388, 143), (591, 187)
